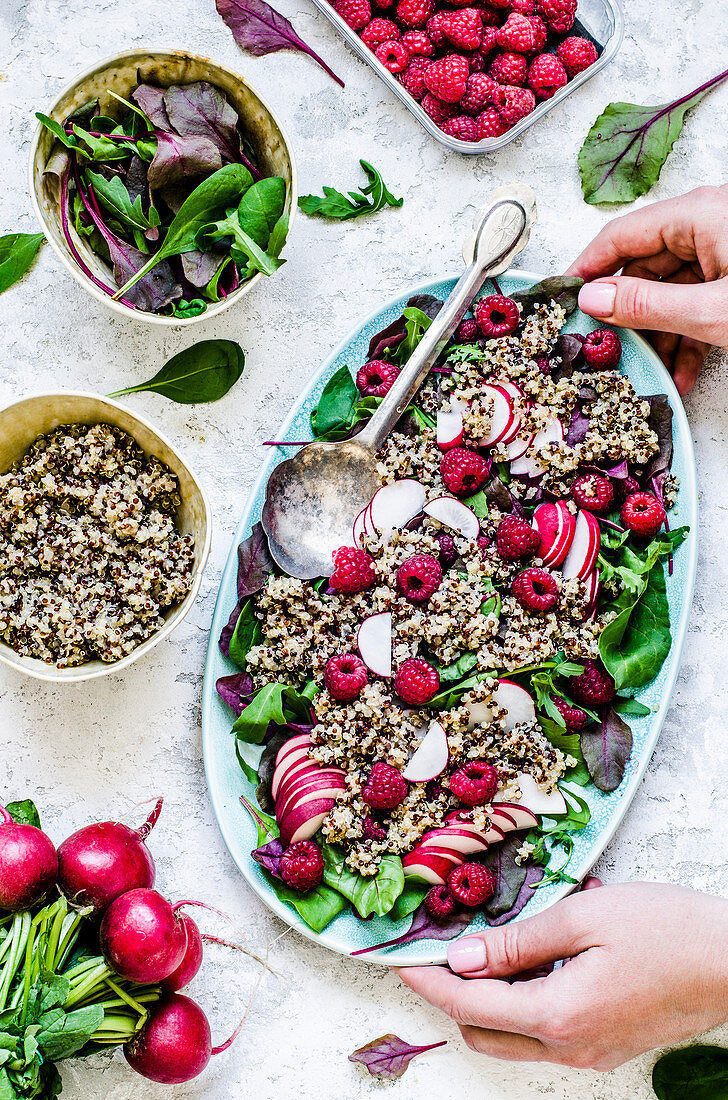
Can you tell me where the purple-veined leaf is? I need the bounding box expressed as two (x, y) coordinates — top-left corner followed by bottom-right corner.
(131, 84), (171, 128)
(349, 1035), (446, 1081)
(146, 130), (222, 189)
(216, 0), (344, 87)
(237, 522), (276, 599)
(580, 706), (633, 792)
(219, 602), (241, 658)
(350, 902), (471, 956)
(126, 153), (149, 203)
(486, 863), (544, 926)
(163, 81), (241, 164)
(252, 836), (285, 878)
(481, 835), (529, 918)
(566, 406), (590, 446)
(216, 671), (254, 715)
(644, 394), (673, 480)
(181, 247), (227, 287)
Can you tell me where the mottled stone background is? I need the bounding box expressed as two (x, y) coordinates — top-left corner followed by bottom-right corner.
(1, 0), (727, 1095)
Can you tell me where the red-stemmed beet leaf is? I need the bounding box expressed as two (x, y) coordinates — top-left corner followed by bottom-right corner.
(349, 1035), (446, 1080)
(350, 903), (472, 956)
(580, 706), (633, 792)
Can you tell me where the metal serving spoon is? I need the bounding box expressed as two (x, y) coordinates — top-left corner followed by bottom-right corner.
(262, 183), (538, 579)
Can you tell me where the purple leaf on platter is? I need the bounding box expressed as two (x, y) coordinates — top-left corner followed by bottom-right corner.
(216, 671), (254, 715)
(566, 406), (591, 446)
(349, 1035), (446, 1081)
(644, 393), (673, 479)
(237, 522), (276, 600)
(486, 863), (544, 926)
(581, 706), (633, 792)
(146, 130), (222, 189)
(216, 0), (344, 87)
(252, 836), (285, 878)
(481, 834), (528, 918)
(219, 601), (241, 658)
(131, 84), (171, 129)
(181, 246), (227, 287)
(350, 903), (471, 956)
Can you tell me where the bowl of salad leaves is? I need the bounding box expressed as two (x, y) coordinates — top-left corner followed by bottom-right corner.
(29, 49), (296, 325)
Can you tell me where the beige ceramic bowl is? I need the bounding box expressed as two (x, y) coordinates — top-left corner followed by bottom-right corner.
(28, 49), (297, 326)
(0, 392), (212, 683)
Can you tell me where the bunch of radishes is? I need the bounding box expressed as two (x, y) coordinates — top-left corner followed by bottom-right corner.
(0, 799), (240, 1086)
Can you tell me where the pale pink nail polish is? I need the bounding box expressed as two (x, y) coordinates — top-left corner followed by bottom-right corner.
(447, 937), (486, 973)
(578, 281), (616, 318)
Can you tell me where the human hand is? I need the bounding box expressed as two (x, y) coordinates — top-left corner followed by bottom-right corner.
(566, 185), (728, 396)
(397, 883), (728, 1070)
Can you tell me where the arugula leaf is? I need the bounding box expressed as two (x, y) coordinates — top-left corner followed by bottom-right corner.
(395, 306), (432, 363)
(109, 340), (245, 404)
(5, 800), (41, 828)
(310, 365), (359, 440)
(298, 160), (403, 220)
(526, 786), (591, 888)
(652, 1044), (728, 1099)
(322, 844), (404, 918)
(85, 171), (152, 248)
(434, 651), (479, 684)
(0, 233), (45, 296)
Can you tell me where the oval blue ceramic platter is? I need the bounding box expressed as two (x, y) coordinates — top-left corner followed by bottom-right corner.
(202, 269), (698, 966)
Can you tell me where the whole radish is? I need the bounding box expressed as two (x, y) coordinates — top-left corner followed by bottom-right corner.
(0, 805), (58, 911)
(100, 888), (188, 983)
(124, 993), (240, 1084)
(162, 913), (203, 992)
(57, 797), (162, 913)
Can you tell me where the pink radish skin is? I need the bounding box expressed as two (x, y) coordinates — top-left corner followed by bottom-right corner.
(125, 992), (243, 1085)
(58, 797), (162, 914)
(0, 805), (58, 912)
(100, 888), (188, 983)
(162, 913), (203, 992)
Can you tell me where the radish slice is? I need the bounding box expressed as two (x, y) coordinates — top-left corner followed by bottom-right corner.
(493, 680), (536, 731)
(561, 510), (601, 581)
(493, 384), (523, 445)
(533, 500), (576, 568)
(480, 384), (517, 447)
(402, 720), (449, 782)
(423, 496), (479, 540)
(583, 568), (600, 617)
(511, 774), (567, 816)
(437, 398), (466, 451)
(362, 503), (375, 538)
(420, 826), (489, 854)
(368, 480), (426, 534)
(503, 431), (535, 462)
(357, 612), (392, 678)
(492, 799), (540, 830)
(467, 701), (494, 731)
(510, 418), (564, 477)
(352, 507), (368, 547)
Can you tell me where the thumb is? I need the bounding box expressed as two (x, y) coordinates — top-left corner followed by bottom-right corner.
(578, 276), (728, 346)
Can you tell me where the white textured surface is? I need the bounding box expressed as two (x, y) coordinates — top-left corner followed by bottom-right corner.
(1, 1), (727, 1097)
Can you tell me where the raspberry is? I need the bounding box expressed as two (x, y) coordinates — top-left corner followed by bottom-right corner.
(398, 55), (430, 98)
(495, 514), (541, 561)
(479, 26), (499, 55)
(476, 105), (510, 138)
(454, 316), (480, 341)
(511, 0), (535, 11)
(551, 694), (588, 734)
(475, 294), (520, 337)
(435, 531), (458, 567)
(488, 0), (511, 7)
(480, 4), (502, 23)
(493, 83), (536, 124)
(488, 51), (528, 86)
(571, 473), (614, 513)
(356, 359), (400, 396)
(362, 815), (387, 841)
(401, 29), (433, 55)
(528, 53), (568, 98)
(423, 54), (470, 102)
(466, 51), (485, 73)
(362, 762), (408, 810)
(477, 533), (490, 554)
(527, 15), (548, 50)
(440, 447), (489, 495)
(397, 0), (434, 27)
(361, 16), (399, 47)
(496, 12), (538, 52)
(330, 546), (376, 592)
(557, 36), (598, 77)
(449, 761), (499, 805)
(440, 7), (483, 50)
(425, 11), (448, 47)
(424, 884), (456, 918)
(280, 840), (324, 892)
(621, 492), (666, 539)
(324, 653), (368, 701)
(583, 328), (622, 367)
(447, 863), (497, 906)
(396, 553), (443, 603)
(614, 474), (640, 503)
(376, 38), (410, 71)
(570, 659), (616, 707)
(442, 114), (479, 141)
(333, 0), (371, 29)
(537, 0), (576, 32)
(461, 72), (497, 113)
(511, 567), (559, 612)
(394, 657), (440, 704)
(421, 92), (456, 123)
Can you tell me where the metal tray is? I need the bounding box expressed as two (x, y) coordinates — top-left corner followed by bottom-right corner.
(311, 0), (624, 154)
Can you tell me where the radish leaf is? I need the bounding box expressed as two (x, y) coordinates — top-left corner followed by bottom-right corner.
(349, 1035), (446, 1081)
(216, 0), (344, 87)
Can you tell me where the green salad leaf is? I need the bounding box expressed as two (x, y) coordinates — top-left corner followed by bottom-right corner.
(233, 681), (315, 743)
(109, 340), (245, 404)
(228, 600), (263, 669)
(0, 233), (45, 296)
(653, 1045), (728, 1099)
(322, 845), (404, 918)
(298, 160), (403, 220)
(310, 365), (359, 440)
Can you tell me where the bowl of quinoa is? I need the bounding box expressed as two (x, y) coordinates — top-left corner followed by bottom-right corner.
(0, 392), (211, 682)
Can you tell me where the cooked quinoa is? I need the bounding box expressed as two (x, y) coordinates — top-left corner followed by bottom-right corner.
(0, 423), (195, 667)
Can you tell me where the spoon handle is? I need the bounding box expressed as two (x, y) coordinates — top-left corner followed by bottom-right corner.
(355, 184), (537, 454)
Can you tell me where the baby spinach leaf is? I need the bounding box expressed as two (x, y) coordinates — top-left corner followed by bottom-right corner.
(462, 490), (489, 519)
(265, 872), (348, 932)
(652, 1045), (728, 1100)
(581, 707), (633, 792)
(310, 365), (359, 439)
(298, 160), (403, 220)
(171, 298), (207, 318)
(613, 697), (650, 718)
(228, 600), (263, 669)
(5, 800), (41, 828)
(203, 206), (285, 277)
(434, 651), (479, 684)
(322, 845), (404, 917)
(389, 882), (428, 922)
(236, 176), (286, 246)
(0, 233), (45, 295)
(599, 563), (671, 690)
(513, 275), (584, 317)
(216, 0), (344, 87)
(109, 339), (245, 404)
(578, 68), (728, 204)
(349, 1035), (446, 1081)
(233, 682), (314, 743)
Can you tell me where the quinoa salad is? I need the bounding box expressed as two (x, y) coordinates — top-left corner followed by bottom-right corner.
(0, 423), (195, 668)
(217, 276), (688, 942)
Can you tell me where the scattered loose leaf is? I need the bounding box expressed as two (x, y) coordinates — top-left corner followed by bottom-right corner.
(216, 0), (344, 87)
(349, 1035), (446, 1081)
(0, 233), (45, 295)
(652, 1045), (728, 1100)
(109, 339), (245, 404)
(298, 160), (403, 220)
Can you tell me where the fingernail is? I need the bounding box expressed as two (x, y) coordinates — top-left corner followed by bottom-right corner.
(447, 937), (486, 973)
(578, 281), (616, 318)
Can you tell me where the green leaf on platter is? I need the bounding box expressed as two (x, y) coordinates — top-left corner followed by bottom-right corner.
(71, 125), (130, 162)
(613, 697), (651, 718)
(462, 490), (489, 519)
(298, 160), (402, 220)
(388, 882), (429, 923)
(434, 651), (479, 685)
(232, 682), (314, 744)
(599, 562), (671, 690)
(538, 717), (590, 786)
(108, 340), (245, 404)
(652, 1044), (728, 1099)
(512, 275), (584, 317)
(310, 365), (359, 440)
(264, 870), (348, 933)
(0, 233), (45, 296)
(171, 298), (208, 318)
(581, 707), (633, 793)
(35, 112), (79, 148)
(322, 844), (404, 918)
(227, 600), (263, 670)
(5, 799), (41, 828)
(396, 306), (432, 363)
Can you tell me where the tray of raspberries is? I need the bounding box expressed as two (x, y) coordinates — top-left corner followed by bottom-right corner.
(312, 0), (623, 151)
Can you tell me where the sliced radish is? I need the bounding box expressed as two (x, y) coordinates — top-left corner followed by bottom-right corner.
(489, 807), (519, 834)
(420, 826), (489, 855)
(500, 380), (526, 403)
(510, 418), (564, 478)
(402, 720), (449, 782)
(272, 756), (318, 799)
(275, 764), (346, 806)
(280, 802), (335, 847)
(493, 680), (536, 731)
(467, 701), (494, 731)
(368, 480), (426, 534)
(583, 568), (600, 618)
(494, 385), (523, 445)
(511, 774), (567, 817)
(352, 506), (368, 547)
(503, 431), (535, 462)
(357, 612), (392, 678)
(437, 398), (466, 451)
(533, 501), (576, 568)
(480, 384), (517, 447)
(276, 777), (346, 822)
(482, 822), (506, 845)
(423, 496), (479, 540)
(362, 503), (375, 538)
(561, 510), (600, 581)
(402, 852), (456, 885)
(492, 801), (539, 830)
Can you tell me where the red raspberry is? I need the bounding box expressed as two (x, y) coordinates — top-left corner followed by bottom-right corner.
(362, 762), (408, 810)
(376, 38), (411, 71)
(511, 567), (559, 612)
(488, 51), (528, 85)
(461, 72), (497, 113)
(621, 492), (666, 539)
(527, 15), (548, 50)
(479, 26), (499, 55)
(397, 553), (443, 603)
(583, 328), (622, 367)
(280, 840), (324, 892)
(324, 653), (368, 701)
(333, 0), (371, 28)
(495, 514), (541, 561)
(421, 92), (457, 123)
(435, 532), (458, 568)
(496, 12), (538, 52)
(401, 29), (433, 54)
(362, 815), (387, 841)
(397, 0), (434, 27)
(454, 316), (480, 341)
(440, 447), (489, 495)
(424, 54), (470, 102)
(425, 11), (448, 47)
(449, 761), (499, 805)
(571, 473), (614, 514)
(442, 114), (479, 141)
(528, 53), (568, 98)
(493, 83), (536, 124)
(475, 294), (520, 337)
(557, 36), (598, 77)
(570, 659), (616, 707)
(551, 694), (588, 734)
(398, 55), (430, 98)
(356, 359), (400, 396)
(361, 16), (399, 47)
(394, 658), (440, 704)
(466, 51), (485, 73)
(488, 0), (511, 7)
(480, 4), (502, 23)
(476, 105), (510, 138)
(614, 474), (640, 503)
(330, 546), (376, 592)
(447, 862), (497, 906)
(511, 0), (535, 12)
(440, 7), (483, 50)
(536, 0), (576, 32)
(424, 884), (457, 918)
